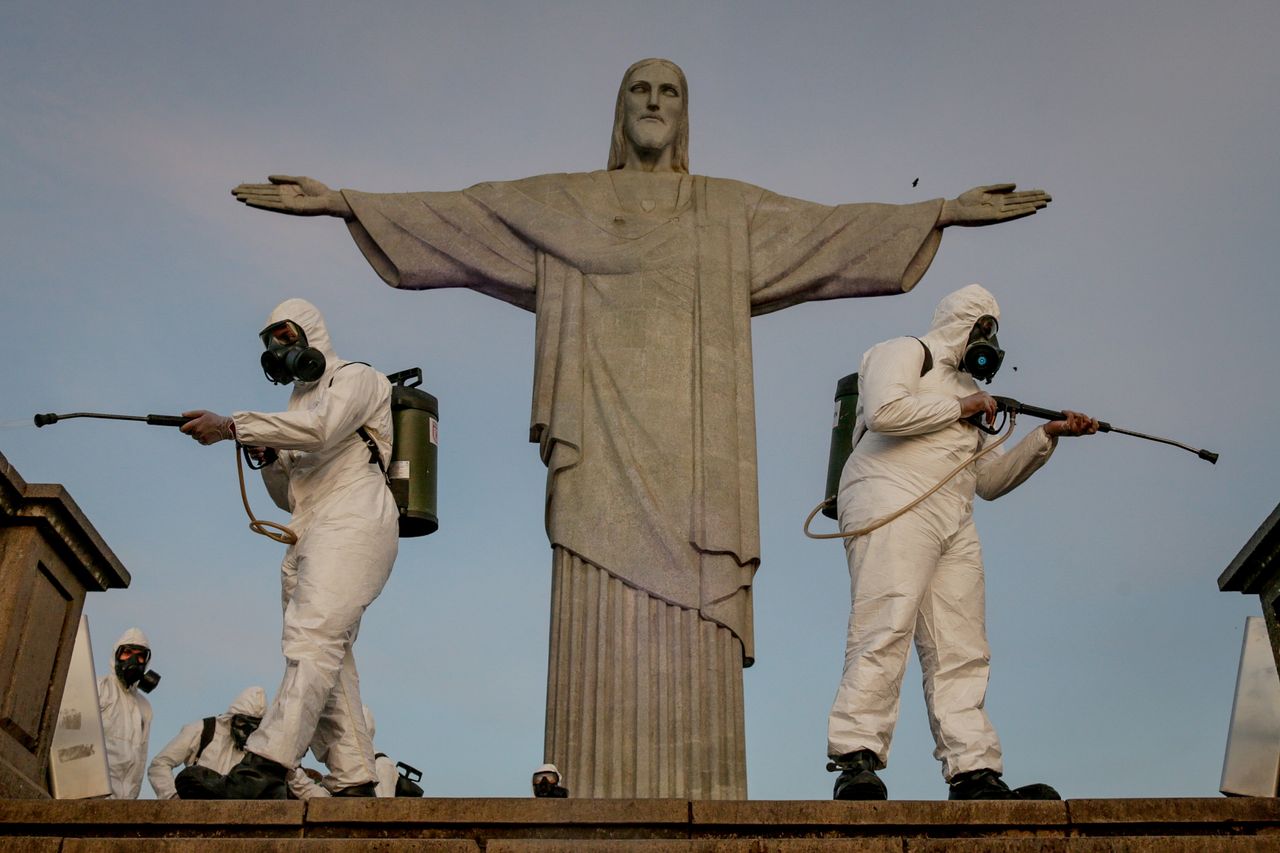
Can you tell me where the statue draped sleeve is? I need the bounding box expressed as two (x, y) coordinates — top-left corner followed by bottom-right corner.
(745, 188), (944, 315)
(342, 187), (540, 311)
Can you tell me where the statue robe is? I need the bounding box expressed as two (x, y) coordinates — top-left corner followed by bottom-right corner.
(342, 171), (942, 796)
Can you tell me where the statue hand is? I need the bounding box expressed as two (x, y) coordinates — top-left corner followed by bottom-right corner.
(939, 183), (1052, 227)
(231, 175), (352, 218)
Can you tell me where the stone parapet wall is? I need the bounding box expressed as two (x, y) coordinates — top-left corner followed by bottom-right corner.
(1, 798), (1278, 851)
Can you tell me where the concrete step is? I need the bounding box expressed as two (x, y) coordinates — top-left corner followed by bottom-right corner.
(1, 797), (1277, 852)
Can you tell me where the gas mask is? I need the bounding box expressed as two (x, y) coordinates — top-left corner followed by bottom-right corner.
(532, 765), (568, 798)
(260, 320), (326, 385)
(114, 644), (161, 693)
(961, 314), (1004, 384)
(230, 714), (263, 749)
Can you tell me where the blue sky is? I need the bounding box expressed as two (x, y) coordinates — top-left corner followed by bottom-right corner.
(2, 1), (1278, 799)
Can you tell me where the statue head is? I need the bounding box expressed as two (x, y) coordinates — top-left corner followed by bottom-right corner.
(608, 58), (689, 173)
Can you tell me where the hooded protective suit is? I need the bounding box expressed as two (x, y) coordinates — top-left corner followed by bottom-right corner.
(147, 686), (267, 799)
(97, 627), (153, 799)
(230, 298), (399, 789)
(828, 284), (1058, 781)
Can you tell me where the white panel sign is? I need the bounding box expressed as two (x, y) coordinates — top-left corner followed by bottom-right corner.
(48, 615), (111, 799)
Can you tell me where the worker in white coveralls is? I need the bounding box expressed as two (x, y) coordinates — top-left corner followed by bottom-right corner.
(286, 705), (400, 799)
(97, 627), (155, 799)
(147, 686), (266, 799)
(827, 284), (1098, 801)
(181, 297), (399, 799)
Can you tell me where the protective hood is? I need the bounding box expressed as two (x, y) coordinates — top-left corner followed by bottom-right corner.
(113, 627), (150, 652)
(263, 298), (340, 384)
(362, 704), (376, 741)
(921, 284), (1001, 367)
(225, 686), (267, 718)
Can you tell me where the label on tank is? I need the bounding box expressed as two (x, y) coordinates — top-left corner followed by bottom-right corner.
(429, 417), (439, 445)
(389, 461), (410, 480)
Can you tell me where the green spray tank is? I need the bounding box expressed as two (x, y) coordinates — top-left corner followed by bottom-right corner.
(385, 368), (439, 537)
(821, 372), (859, 520)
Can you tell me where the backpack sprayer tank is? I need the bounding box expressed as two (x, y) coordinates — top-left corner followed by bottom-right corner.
(385, 368), (439, 537)
(822, 372), (859, 520)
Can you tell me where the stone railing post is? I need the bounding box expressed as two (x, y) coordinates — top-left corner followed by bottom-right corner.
(0, 451), (129, 798)
(1220, 501), (1280, 675)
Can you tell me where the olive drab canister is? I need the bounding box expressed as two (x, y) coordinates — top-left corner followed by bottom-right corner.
(386, 368), (439, 537)
(823, 373), (859, 520)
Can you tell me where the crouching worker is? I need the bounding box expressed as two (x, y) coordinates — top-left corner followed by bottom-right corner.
(827, 284), (1098, 801)
(182, 298), (399, 799)
(147, 686), (266, 799)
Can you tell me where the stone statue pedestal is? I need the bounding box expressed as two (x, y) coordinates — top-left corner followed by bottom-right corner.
(1220, 500), (1280, 674)
(0, 450), (129, 798)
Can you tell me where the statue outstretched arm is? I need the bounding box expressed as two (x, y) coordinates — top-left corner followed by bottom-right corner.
(938, 183), (1051, 227)
(232, 175), (353, 218)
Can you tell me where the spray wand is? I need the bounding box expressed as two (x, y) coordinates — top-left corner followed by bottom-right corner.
(34, 410), (297, 544)
(805, 395), (1218, 541)
(34, 412), (190, 428)
(974, 396), (1218, 464)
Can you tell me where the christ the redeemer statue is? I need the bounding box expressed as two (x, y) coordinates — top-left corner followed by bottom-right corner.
(233, 58), (1050, 799)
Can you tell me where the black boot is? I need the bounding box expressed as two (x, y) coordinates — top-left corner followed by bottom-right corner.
(222, 752), (288, 800)
(1011, 782), (1061, 800)
(947, 768), (1015, 800)
(828, 749), (887, 801)
(175, 765), (226, 799)
(331, 781), (378, 797)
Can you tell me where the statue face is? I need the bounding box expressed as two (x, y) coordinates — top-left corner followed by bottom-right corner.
(622, 63), (685, 157)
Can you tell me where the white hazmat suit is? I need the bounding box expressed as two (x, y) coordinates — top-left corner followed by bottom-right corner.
(231, 298), (399, 789)
(97, 627), (153, 799)
(828, 284), (1058, 781)
(286, 705), (399, 798)
(147, 686), (267, 799)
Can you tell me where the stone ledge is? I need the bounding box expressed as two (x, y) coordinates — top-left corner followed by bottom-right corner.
(1065, 840), (1280, 853)
(58, 841), (479, 853)
(306, 797), (688, 825)
(0, 799), (304, 837)
(907, 841), (1280, 853)
(1066, 797), (1280, 831)
(303, 797), (690, 840)
(2, 837), (61, 853)
(2, 798), (1279, 848)
(489, 840), (903, 852)
(692, 800), (1068, 836)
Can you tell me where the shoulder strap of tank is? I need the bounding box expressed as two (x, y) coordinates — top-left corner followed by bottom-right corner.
(910, 337), (933, 376)
(327, 361), (371, 386)
(195, 716), (216, 761)
(358, 426), (388, 480)
(328, 362), (387, 475)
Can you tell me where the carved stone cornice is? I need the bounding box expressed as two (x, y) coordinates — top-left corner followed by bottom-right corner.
(0, 451), (129, 591)
(1220, 501), (1280, 595)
